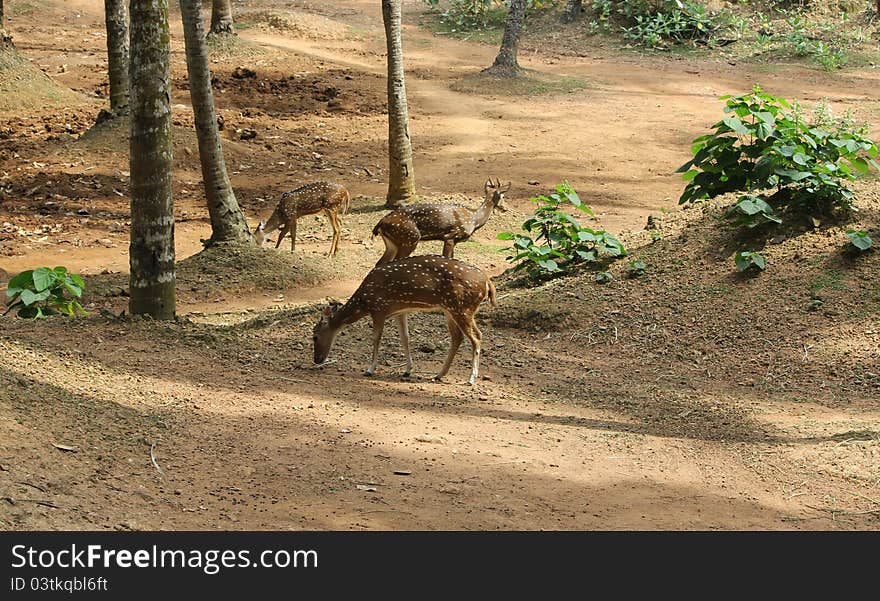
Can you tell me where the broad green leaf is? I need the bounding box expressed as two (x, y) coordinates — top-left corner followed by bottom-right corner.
(722, 117), (751, 135)
(32, 267), (56, 292)
(7, 270), (34, 290)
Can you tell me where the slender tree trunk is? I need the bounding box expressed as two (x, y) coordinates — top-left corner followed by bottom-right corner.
(381, 0), (415, 208)
(561, 0), (582, 23)
(179, 0), (253, 245)
(104, 0), (129, 115)
(483, 0), (526, 77)
(209, 0), (235, 36)
(129, 0), (175, 319)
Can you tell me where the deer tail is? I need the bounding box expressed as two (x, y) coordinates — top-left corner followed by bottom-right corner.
(487, 279), (497, 307)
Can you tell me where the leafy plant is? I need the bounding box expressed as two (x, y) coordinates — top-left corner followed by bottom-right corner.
(421, 0), (507, 30)
(595, 271), (613, 284)
(734, 250), (766, 272)
(845, 229), (873, 252)
(4, 266), (87, 319)
(677, 86), (879, 219)
(626, 260), (647, 277)
(498, 182), (627, 277)
(728, 194), (782, 228)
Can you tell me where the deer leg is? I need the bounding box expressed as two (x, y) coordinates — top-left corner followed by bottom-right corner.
(396, 314), (413, 377)
(442, 240), (456, 258)
(326, 209), (340, 256)
(456, 314), (482, 385)
(365, 316), (385, 377)
(435, 313), (464, 382)
(274, 225), (289, 249)
(290, 218), (298, 251)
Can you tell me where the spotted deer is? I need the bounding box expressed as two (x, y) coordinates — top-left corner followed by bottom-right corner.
(255, 181), (350, 256)
(372, 179), (511, 266)
(312, 255), (497, 385)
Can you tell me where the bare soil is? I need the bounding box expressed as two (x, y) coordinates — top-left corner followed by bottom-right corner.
(0, 0), (878, 531)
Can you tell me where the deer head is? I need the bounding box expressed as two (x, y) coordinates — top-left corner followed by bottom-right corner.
(484, 178), (511, 212)
(254, 220), (267, 245)
(313, 301), (343, 364)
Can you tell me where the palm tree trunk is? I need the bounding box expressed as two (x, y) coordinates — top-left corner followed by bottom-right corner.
(561, 0), (582, 23)
(104, 0), (129, 115)
(129, 0), (175, 319)
(381, 0), (415, 208)
(483, 0), (526, 77)
(179, 0), (253, 245)
(209, 0), (235, 36)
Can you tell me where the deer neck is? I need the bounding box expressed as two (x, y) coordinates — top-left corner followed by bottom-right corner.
(263, 210), (282, 233)
(470, 196), (497, 232)
(329, 299), (368, 331)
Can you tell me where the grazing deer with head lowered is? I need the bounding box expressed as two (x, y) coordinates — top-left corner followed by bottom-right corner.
(255, 181), (350, 256)
(372, 178), (511, 266)
(312, 255), (497, 385)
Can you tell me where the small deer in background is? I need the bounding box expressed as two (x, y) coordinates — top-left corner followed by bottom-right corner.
(312, 255), (497, 385)
(255, 181), (350, 256)
(372, 178), (511, 266)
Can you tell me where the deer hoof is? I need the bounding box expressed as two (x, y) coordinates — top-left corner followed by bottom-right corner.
(401, 370), (412, 379)
(363, 369), (375, 377)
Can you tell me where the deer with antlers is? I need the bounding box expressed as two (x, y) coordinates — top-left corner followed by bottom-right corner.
(371, 178), (511, 266)
(312, 255), (497, 385)
(254, 181), (350, 256)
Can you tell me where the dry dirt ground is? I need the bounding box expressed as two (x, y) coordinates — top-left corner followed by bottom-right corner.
(0, 0), (878, 530)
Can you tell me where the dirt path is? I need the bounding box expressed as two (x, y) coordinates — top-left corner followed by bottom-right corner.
(1, 0), (879, 531)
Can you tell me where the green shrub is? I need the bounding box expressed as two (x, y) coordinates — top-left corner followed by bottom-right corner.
(4, 266), (87, 318)
(498, 182), (626, 277)
(677, 86), (879, 218)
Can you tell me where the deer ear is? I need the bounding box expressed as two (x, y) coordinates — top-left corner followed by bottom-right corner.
(502, 181), (511, 192)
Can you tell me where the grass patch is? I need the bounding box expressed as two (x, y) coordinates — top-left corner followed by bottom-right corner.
(206, 34), (266, 58)
(810, 270), (848, 294)
(450, 70), (590, 97)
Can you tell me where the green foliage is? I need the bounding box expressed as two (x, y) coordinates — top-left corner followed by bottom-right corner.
(421, 0), (555, 31)
(845, 229), (873, 252)
(498, 182), (627, 277)
(734, 250), (766, 272)
(728, 194), (782, 228)
(784, 15), (848, 70)
(4, 266), (87, 319)
(677, 86), (879, 218)
(621, 0), (720, 49)
(586, 0), (738, 49)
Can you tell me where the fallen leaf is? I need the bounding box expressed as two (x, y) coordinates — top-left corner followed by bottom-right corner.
(52, 443), (77, 452)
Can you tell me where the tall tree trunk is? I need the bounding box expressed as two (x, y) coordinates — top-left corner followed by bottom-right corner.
(483, 0), (526, 77)
(104, 0), (129, 115)
(381, 0), (415, 208)
(209, 0), (235, 36)
(129, 0), (175, 319)
(179, 0), (253, 245)
(561, 0), (582, 23)
(1, 0), (11, 47)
